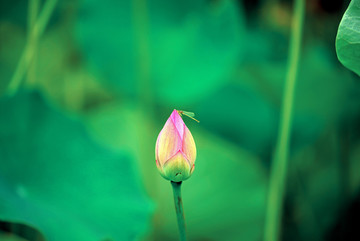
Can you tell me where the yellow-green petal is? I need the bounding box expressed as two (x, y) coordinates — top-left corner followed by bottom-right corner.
(163, 152), (191, 182)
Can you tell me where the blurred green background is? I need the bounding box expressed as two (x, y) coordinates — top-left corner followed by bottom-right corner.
(1, 0), (360, 240)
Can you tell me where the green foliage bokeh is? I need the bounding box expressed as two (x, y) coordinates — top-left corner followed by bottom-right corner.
(1, 0), (360, 241)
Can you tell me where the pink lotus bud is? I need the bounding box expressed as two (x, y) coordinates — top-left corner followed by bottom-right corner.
(155, 109), (196, 182)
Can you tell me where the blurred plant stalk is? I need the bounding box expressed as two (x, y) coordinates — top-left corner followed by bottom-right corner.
(264, 0), (305, 241)
(26, 0), (40, 87)
(131, 0), (158, 202)
(131, 1), (159, 240)
(6, 0), (58, 96)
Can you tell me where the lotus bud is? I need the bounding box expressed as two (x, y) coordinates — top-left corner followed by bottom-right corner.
(155, 109), (196, 182)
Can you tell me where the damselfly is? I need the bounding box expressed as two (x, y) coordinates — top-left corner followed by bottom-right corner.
(177, 110), (200, 123)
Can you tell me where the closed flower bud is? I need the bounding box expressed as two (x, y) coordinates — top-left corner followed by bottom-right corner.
(155, 109), (196, 182)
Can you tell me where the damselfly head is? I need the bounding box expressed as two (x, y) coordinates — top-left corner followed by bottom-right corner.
(177, 110), (200, 123)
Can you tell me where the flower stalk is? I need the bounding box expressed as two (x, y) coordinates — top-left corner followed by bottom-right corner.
(264, 0), (305, 241)
(171, 181), (187, 241)
(6, 0), (58, 96)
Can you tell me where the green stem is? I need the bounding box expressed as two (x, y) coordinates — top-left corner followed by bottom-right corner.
(6, 0), (58, 96)
(171, 181), (187, 241)
(26, 0), (40, 87)
(264, 0), (305, 241)
(131, 0), (152, 107)
(131, 0), (157, 216)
